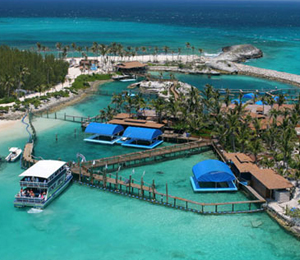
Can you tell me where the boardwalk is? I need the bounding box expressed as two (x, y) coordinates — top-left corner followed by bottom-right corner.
(71, 140), (211, 175)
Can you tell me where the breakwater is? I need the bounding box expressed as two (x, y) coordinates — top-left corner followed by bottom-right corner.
(234, 63), (300, 88)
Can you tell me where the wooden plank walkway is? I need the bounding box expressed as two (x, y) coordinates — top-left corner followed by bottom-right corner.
(72, 140), (211, 174)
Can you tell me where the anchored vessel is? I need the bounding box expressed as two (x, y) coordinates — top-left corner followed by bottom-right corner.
(5, 147), (22, 162)
(14, 160), (73, 209)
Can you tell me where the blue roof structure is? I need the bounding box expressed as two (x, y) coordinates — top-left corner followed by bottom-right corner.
(85, 123), (124, 136)
(192, 160), (236, 183)
(255, 100), (264, 105)
(122, 127), (162, 141)
(243, 93), (255, 99)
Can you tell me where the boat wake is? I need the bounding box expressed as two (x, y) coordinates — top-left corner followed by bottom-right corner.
(27, 208), (43, 214)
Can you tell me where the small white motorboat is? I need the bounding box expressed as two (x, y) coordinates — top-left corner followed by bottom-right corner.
(5, 147), (22, 162)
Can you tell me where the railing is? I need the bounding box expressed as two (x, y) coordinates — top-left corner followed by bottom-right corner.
(81, 140), (211, 167)
(20, 181), (48, 188)
(14, 196), (45, 205)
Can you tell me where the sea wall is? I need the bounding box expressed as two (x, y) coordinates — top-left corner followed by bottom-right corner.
(234, 63), (300, 87)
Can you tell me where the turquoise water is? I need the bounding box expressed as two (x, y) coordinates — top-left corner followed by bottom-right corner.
(0, 1), (300, 74)
(1, 79), (300, 259)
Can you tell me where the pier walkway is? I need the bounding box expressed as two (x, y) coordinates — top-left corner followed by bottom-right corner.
(71, 140), (212, 175)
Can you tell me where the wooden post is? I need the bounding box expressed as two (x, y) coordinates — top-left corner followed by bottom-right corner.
(215, 205), (217, 213)
(64, 113), (66, 120)
(55, 133), (58, 142)
(141, 177), (144, 197)
(103, 168), (107, 188)
(128, 175), (132, 194)
(166, 182), (168, 204)
(174, 198), (176, 207)
(186, 201), (188, 209)
(249, 203), (251, 210)
(55, 112), (57, 119)
(201, 205), (204, 213)
(79, 164), (82, 182)
(73, 116), (75, 122)
(232, 204), (234, 212)
(116, 172), (118, 190)
(152, 180), (156, 200)
(90, 168), (94, 184)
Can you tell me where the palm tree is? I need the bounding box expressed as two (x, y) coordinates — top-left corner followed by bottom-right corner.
(141, 46), (147, 62)
(250, 138), (263, 164)
(185, 42), (191, 63)
(1, 75), (15, 97)
(198, 48), (203, 57)
(151, 97), (165, 123)
(56, 42), (62, 59)
(36, 42), (42, 54)
(71, 42), (77, 57)
(177, 47), (181, 62)
(163, 46), (169, 61)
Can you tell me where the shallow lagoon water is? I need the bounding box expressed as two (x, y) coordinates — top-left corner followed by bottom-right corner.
(1, 76), (300, 259)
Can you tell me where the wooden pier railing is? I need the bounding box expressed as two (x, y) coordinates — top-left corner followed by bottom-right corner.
(72, 140), (211, 175)
(72, 168), (265, 215)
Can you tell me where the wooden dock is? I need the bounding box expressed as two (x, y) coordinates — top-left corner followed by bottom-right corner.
(71, 140), (211, 175)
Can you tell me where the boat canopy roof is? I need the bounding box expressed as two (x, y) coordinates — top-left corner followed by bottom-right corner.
(19, 160), (66, 179)
(9, 147), (20, 152)
(122, 127), (162, 141)
(192, 159), (236, 183)
(85, 123), (124, 136)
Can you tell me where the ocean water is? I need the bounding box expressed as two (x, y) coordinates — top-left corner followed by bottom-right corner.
(0, 0), (299, 73)
(1, 79), (300, 259)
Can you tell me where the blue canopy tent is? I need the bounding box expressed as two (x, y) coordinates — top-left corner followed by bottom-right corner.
(84, 123), (124, 145)
(243, 93), (255, 99)
(190, 159), (237, 192)
(255, 100), (263, 105)
(119, 127), (163, 149)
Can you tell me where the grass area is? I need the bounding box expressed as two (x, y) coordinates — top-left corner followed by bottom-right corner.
(70, 73), (112, 92)
(0, 96), (17, 104)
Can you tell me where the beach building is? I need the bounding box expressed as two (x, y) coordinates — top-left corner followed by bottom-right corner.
(118, 126), (163, 149)
(225, 153), (293, 202)
(190, 159), (238, 192)
(115, 61), (148, 74)
(109, 113), (164, 130)
(84, 123), (124, 145)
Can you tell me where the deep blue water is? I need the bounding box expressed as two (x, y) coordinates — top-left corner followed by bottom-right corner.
(0, 1), (300, 73)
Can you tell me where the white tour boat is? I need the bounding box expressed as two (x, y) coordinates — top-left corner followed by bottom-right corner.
(14, 160), (73, 209)
(5, 147), (22, 162)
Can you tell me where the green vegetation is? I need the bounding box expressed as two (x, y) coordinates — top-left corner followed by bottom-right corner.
(102, 84), (300, 182)
(0, 45), (68, 100)
(70, 74), (111, 93)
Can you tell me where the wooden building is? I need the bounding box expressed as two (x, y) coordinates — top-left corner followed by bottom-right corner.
(115, 61), (147, 74)
(224, 153), (293, 201)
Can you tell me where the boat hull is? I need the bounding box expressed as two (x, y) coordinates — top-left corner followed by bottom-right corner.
(14, 175), (73, 209)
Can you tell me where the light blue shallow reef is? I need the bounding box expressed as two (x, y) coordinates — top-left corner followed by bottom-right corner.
(1, 78), (300, 260)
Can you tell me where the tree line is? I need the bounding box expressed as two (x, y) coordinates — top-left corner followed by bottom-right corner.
(101, 84), (300, 180)
(37, 41), (203, 62)
(0, 45), (69, 100)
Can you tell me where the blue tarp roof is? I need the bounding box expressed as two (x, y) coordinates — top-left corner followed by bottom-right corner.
(243, 93), (255, 99)
(192, 159), (236, 183)
(123, 127), (162, 141)
(255, 100), (264, 105)
(85, 123), (124, 136)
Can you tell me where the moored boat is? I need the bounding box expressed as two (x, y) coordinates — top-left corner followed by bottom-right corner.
(5, 147), (22, 162)
(14, 160), (73, 209)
